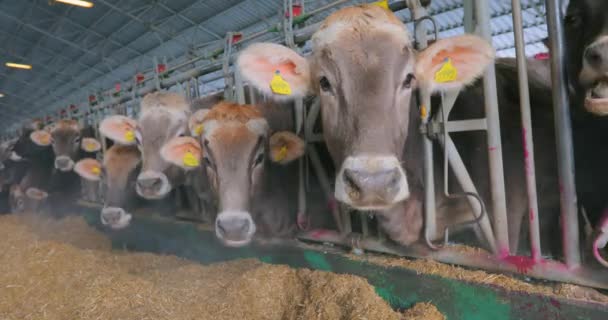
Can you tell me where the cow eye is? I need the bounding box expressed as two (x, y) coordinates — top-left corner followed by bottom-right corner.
(73, 136), (81, 144)
(319, 77), (331, 92)
(254, 153), (264, 166)
(403, 73), (415, 89)
(135, 131), (142, 144)
(564, 12), (581, 27)
(203, 156), (212, 167)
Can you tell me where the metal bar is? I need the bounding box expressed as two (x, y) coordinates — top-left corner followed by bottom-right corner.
(441, 135), (497, 251)
(409, 0), (438, 241)
(545, 0), (580, 268)
(307, 146), (343, 233)
(475, 0), (510, 256)
(445, 119), (487, 133)
(512, 0), (541, 260)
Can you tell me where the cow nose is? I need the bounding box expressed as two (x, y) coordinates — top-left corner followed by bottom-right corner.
(101, 207), (132, 229)
(343, 168), (402, 203)
(215, 211), (256, 247)
(137, 177), (161, 189)
(585, 42), (608, 69)
(55, 156), (74, 171)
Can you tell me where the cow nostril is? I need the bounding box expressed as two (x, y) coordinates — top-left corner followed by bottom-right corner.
(236, 219), (250, 234)
(138, 177), (161, 189)
(343, 169), (362, 200)
(217, 222), (227, 236)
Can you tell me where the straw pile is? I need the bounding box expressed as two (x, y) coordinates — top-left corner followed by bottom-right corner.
(353, 254), (608, 304)
(0, 213), (442, 320)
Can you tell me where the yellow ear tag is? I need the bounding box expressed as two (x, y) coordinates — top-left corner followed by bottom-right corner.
(420, 105), (428, 119)
(275, 146), (288, 162)
(194, 124), (204, 136)
(270, 71), (292, 95)
(183, 151), (199, 168)
(124, 130), (135, 142)
(434, 58), (458, 83)
(92, 167), (101, 175)
(85, 142), (97, 151)
(372, 0), (389, 9)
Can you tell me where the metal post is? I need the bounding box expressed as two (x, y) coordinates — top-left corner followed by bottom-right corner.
(409, 0), (438, 241)
(545, 0), (580, 267)
(153, 57), (161, 91)
(234, 67), (246, 104)
(475, 0), (510, 256)
(512, 0), (541, 260)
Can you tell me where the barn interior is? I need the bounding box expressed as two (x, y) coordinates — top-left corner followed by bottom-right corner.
(1, 0), (607, 319)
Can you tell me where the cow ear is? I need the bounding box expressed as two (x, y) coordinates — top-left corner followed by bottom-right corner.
(189, 109), (210, 137)
(99, 115), (137, 145)
(74, 158), (102, 181)
(160, 137), (202, 170)
(415, 35), (495, 93)
(269, 131), (305, 165)
(237, 43), (311, 99)
(81, 137), (101, 153)
(30, 130), (52, 147)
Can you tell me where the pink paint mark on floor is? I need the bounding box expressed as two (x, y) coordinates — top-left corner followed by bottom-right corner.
(501, 255), (537, 274)
(310, 229), (332, 239)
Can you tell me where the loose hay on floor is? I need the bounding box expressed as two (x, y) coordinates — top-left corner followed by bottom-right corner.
(0, 213), (442, 320)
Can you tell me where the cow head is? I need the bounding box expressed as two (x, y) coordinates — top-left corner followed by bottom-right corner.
(29, 119), (101, 172)
(9, 184), (48, 213)
(99, 92), (190, 199)
(0, 139), (21, 170)
(564, 0), (608, 115)
(161, 102), (305, 247)
(237, 5), (493, 213)
(74, 145), (141, 229)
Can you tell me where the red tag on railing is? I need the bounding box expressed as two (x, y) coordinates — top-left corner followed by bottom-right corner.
(157, 64), (166, 73)
(136, 73), (144, 83)
(284, 4), (302, 17)
(231, 33), (243, 44)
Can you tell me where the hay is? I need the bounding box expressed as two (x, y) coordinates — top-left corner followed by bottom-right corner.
(0, 214), (443, 320)
(402, 302), (445, 320)
(353, 254), (608, 304)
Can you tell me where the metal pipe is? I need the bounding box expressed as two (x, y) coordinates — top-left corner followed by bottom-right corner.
(475, 0), (510, 256)
(409, 0), (438, 242)
(441, 136), (497, 251)
(545, 0), (581, 268)
(512, 0), (541, 260)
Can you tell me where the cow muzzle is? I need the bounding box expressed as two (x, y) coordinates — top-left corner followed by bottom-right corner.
(136, 171), (171, 199)
(55, 155), (74, 172)
(335, 155), (410, 210)
(215, 210), (256, 247)
(101, 207), (132, 230)
(582, 36), (608, 115)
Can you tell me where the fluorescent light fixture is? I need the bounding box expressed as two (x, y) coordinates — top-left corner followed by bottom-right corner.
(55, 0), (94, 8)
(0, 93), (4, 98)
(5, 62), (32, 70)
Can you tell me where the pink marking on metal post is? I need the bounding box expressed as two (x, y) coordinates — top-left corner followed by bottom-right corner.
(489, 146), (497, 151)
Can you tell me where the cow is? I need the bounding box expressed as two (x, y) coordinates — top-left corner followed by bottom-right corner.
(98, 92), (192, 200)
(160, 101), (308, 247)
(235, 4), (497, 248)
(74, 144), (141, 229)
(28, 119), (101, 172)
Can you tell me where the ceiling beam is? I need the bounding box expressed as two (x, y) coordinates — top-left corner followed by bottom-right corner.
(0, 10), (119, 66)
(157, 2), (222, 40)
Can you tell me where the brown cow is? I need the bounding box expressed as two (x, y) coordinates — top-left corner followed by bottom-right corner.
(161, 102), (306, 247)
(236, 5), (494, 246)
(74, 145), (141, 229)
(98, 92), (190, 200)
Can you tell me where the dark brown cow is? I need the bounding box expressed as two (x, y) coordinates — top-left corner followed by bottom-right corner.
(161, 102), (306, 247)
(74, 145), (141, 229)
(237, 5), (494, 246)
